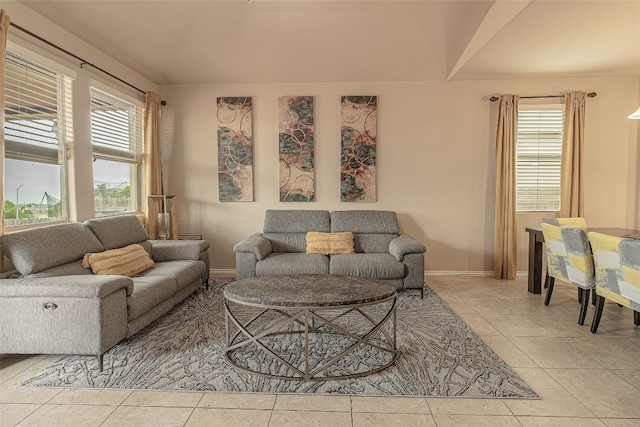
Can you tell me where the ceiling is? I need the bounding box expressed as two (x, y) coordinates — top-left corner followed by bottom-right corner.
(11, 0), (640, 85)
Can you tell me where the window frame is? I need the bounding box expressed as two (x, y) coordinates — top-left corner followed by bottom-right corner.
(89, 82), (145, 217)
(3, 50), (74, 229)
(515, 103), (565, 212)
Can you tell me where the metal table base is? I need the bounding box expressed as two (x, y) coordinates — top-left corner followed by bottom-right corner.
(224, 294), (399, 381)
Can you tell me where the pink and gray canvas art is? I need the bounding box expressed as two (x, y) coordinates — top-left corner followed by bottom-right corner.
(341, 96), (377, 202)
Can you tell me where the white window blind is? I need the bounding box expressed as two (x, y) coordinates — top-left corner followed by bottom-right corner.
(516, 106), (565, 211)
(4, 51), (73, 164)
(90, 87), (143, 163)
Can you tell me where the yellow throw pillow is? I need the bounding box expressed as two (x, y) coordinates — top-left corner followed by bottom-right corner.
(82, 244), (155, 277)
(306, 232), (355, 255)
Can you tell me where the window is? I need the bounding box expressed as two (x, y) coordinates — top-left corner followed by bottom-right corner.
(90, 86), (144, 216)
(3, 51), (73, 227)
(516, 105), (565, 211)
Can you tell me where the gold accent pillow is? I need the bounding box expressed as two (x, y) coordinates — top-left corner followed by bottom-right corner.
(306, 232), (355, 255)
(82, 244), (155, 277)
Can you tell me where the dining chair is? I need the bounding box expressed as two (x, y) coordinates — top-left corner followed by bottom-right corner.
(540, 222), (595, 325)
(541, 217), (593, 305)
(587, 232), (640, 333)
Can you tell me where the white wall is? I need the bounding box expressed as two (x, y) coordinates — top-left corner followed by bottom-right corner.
(4, 1), (639, 275)
(159, 77), (639, 274)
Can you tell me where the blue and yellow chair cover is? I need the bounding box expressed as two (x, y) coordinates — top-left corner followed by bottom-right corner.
(587, 232), (640, 333)
(541, 219), (595, 325)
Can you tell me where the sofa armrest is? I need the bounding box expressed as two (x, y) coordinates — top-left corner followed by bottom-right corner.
(0, 275), (134, 298)
(150, 240), (210, 262)
(233, 233), (272, 261)
(389, 234), (426, 261)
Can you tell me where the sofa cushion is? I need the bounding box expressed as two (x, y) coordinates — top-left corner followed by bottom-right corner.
(1, 223), (104, 276)
(127, 276), (177, 321)
(330, 210), (399, 234)
(264, 210), (330, 233)
(263, 210), (331, 253)
(331, 210), (399, 253)
(263, 233), (307, 253)
(138, 260), (205, 291)
(82, 244), (155, 277)
(84, 215), (149, 250)
(256, 253), (329, 276)
(26, 260), (93, 278)
(330, 253), (405, 279)
(306, 232), (355, 255)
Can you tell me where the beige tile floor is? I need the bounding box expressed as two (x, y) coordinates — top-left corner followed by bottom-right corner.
(1, 275), (639, 427)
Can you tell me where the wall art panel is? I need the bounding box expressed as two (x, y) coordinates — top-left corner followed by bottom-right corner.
(340, 96), (377, 202)
(278, 96), (315, 202)
(217, 97), (254, 202)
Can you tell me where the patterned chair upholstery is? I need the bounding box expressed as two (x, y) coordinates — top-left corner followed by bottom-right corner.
(541, 217), (589, 302)
(587, 232), (640, 333)
(540, 220), (595, 325)
(541, 217), (588, 227)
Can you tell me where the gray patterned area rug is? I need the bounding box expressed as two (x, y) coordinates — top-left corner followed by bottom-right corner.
(22, 278), (538, 398)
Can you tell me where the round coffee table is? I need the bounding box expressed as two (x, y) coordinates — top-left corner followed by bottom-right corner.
(223, 274), (399, 381)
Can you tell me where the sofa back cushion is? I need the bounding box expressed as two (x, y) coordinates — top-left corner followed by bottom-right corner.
(1, 223), (104, 276)
(331, 210), (399, 253)
(263, 210), (330, 253)
(84, 215), (149, 250)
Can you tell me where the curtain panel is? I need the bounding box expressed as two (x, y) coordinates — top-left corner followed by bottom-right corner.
(494, 94), (519, 280)
(0, 9), (11, 237)
(144, 91), (163, 230)
(560, 91), (586, 217)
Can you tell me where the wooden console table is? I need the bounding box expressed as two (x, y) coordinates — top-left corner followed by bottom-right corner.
(525, 226), (640, 294)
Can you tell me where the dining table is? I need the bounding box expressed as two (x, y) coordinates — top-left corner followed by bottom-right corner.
(524, 226), (640, 294)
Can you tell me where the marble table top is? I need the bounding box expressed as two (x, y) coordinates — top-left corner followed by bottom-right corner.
(224, 275), (397, 308)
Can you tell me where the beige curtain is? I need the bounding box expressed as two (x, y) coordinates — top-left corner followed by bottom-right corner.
(1, 10), (11, 237)
(144, 91), (163, 228)
(494, 94), (519, 280)
(560, 91), (586, 217)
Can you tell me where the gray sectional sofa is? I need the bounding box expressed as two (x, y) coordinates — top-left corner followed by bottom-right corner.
(0, 215), (210, 370)
(234, 210), (426, 296)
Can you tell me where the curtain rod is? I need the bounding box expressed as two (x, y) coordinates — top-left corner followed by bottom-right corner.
(9, 21), (166, 105)
(489, 92), (597, 102)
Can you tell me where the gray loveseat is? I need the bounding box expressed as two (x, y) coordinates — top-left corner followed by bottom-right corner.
(234, 210), (426, 296)
(0, 215), (210, 370)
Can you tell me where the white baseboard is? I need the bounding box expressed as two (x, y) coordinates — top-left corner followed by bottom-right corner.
(211, 269), (529, 278)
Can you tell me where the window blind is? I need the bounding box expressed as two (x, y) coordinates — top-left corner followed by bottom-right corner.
(516, 108), (565, 211)
(4, 51), (73, 165)
(90, 87), (143, 163)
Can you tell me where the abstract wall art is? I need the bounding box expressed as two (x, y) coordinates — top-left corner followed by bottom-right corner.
(279, 96), (315, 202)
(217, 97), (254, 202)
(340, 96), (377, 202)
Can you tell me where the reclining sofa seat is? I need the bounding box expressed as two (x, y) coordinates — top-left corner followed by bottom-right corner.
(234, 209), (426, 295)
(0, 215), (210, 370)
